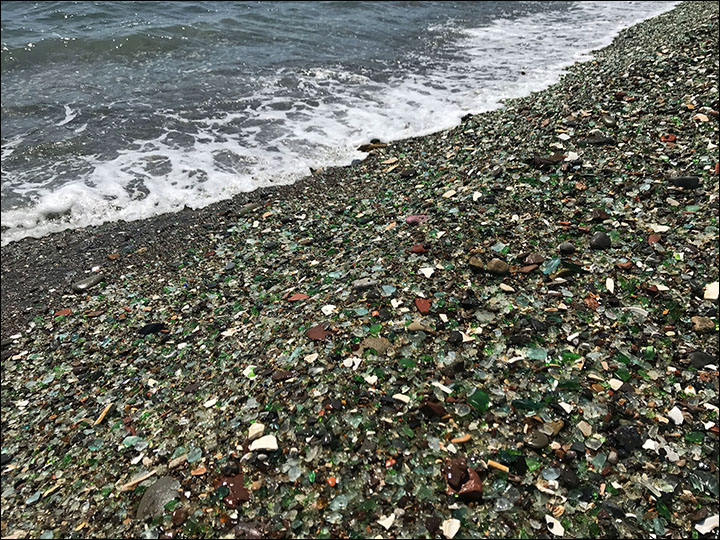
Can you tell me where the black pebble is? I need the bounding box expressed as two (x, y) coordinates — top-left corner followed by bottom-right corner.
(138, 322), (165, 335)
(670, 176), (700, 189)
(690, 351), (716, 368)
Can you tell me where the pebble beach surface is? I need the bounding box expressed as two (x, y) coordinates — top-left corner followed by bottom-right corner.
(1, 2), (718, 539)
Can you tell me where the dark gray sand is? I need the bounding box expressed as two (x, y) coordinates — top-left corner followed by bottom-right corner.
(1, 2), (718, 539)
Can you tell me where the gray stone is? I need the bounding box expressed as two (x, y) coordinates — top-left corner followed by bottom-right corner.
(589, 232), (611, 250)
(527, 431), (549, 449)
(352, 278), (378, 291)
(136, 476), (180, 521)
(690, 351), (717, 369)
(558, 242), (576, 255)
(601, 115), (617, 128)
(237, 202), (262, 216)
(71, 274), (104, 293)
(580, 135), (616, 146)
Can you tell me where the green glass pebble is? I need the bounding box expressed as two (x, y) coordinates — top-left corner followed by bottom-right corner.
(26, 490), (42, 505)
(541, 257), (561, 275)
(187, 447), (203, 463)
(122, 435), (144, 447)
(526, 348), (547, 361)
(467, 388), (490, 412)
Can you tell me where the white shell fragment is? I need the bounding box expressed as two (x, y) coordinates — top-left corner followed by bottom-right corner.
(643, 439), (659, 452)
(694, 515), (719, 535)
(441, 518), (461, 539)
(668, 406), (684, 425)
(377, 514), (395, 530)
(606, 277), (614, 294)
(545, 514), (565, 537)
(248, 435), (278, 452)
(704, 281), (719, 301)
(203, 397), (217, 408)
(559, 402), (574, 414)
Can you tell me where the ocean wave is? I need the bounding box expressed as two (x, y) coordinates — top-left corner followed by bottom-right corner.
(1, 1), (678, 245)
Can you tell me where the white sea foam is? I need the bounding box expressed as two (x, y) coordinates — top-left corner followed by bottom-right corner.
(1, 1), (678, 245)
(55, 104), (77, 126)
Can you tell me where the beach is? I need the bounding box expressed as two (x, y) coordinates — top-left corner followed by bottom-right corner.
(1, 2), (718, 539)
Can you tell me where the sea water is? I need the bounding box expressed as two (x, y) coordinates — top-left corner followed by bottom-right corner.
(1, 1), (676, 245)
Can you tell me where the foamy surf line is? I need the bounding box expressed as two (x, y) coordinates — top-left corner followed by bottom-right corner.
(0, 1), (677, 246)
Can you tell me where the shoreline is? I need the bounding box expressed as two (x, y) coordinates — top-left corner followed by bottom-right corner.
(1, 2), (718, 539)
(0, 3), (679, 339)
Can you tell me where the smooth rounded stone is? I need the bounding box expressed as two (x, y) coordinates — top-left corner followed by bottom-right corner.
(691, 316), (715, 333)
(580, 135), (616, 146)
(486, 258), (510, 275)
(71, 273), (104, 293)
(248, 434), (278, 452)
(468, 257), (484, 272)
(589, 232), (611, 250)
(559, 467), (579, 488)
(558, 242), (576, 255)
(171, 507), (188, 526)
(615, 426), (642, 451)
(524, 252), (545, 265)
(527, 431), (549, 449)
(607, 450), (619, 465)
(357, 142), (387, 152)
(233, 521), (265, 539)
(237, 202), (262, 216)
(690, 351), (717, 369)
(405, 214), (429, 226)
(670, 176), (700, 189)
(0, 453), (12, 465)
(136, 476), (180, 521)
(601, 114), (617, 128)
(352, 278), (377, 291)
(138, 323), (165, 336)
(570, 441), (586, 454)
(248, 422), (265, 441)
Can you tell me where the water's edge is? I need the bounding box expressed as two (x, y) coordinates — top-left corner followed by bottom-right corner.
(0, 2), (685, 339)
(0, 1), (677, 246)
